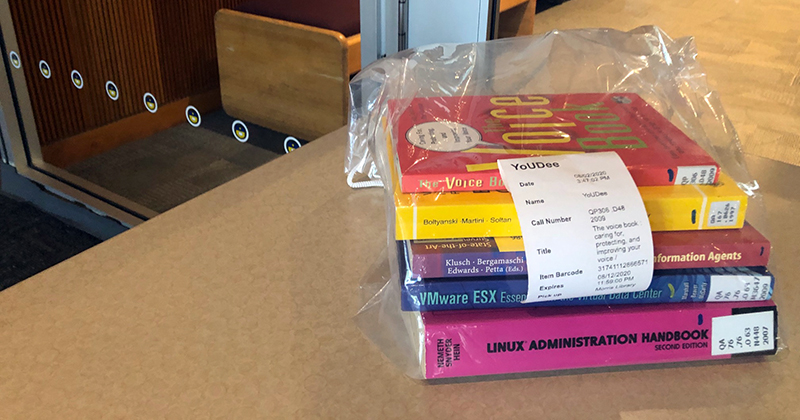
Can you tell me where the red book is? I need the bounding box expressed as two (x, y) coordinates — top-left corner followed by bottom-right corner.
(392, 93), (721, 193)
(403, 222), (771, 280)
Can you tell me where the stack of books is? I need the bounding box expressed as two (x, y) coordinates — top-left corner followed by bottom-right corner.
(386, 93), (778, 379)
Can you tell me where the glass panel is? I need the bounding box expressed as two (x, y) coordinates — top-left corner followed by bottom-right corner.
(3, 1), (315, 215)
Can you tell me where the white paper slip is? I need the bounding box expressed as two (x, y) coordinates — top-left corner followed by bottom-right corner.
(497, 152), (654, 303)
(711, 310), (776, 356)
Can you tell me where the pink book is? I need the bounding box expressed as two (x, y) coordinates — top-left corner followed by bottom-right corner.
(412, 301), (777, 379)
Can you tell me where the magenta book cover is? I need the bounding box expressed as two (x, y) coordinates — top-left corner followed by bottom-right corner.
(421, 301), (777, 379)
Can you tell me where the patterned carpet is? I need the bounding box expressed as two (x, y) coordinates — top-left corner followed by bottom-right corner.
(67, 110), (286, 213)
(0, 193), (100, 290)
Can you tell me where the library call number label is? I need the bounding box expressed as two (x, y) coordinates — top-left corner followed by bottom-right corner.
(498, 152), (654, 303)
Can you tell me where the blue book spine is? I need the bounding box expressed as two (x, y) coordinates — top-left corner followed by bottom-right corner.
(401, 267), (774, 311)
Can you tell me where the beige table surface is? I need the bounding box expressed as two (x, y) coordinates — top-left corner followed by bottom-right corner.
(532, 0), (800, 168)
(0, 126), (797, 419)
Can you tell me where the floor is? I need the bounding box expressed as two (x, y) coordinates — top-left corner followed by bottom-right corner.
(0, 192), (100, 291)
(533, 0), (800, 167)
(1, 110), (288, 285)
(67, 110), (286, 213)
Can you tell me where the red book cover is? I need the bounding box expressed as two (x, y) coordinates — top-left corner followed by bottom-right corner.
(652, 222), (771, 269)
(392, 93), (721, 193)
(404, 222), (771, 279)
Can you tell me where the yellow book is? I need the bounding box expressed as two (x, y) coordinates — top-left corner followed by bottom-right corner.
(393, 172), (747, 240)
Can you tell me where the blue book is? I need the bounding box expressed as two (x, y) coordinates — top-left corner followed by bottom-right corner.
(399, 245), (774, 311)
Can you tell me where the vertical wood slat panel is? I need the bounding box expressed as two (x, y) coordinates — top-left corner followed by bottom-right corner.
(50, 0), (81, 138)
(107, 2), (132, 118)
(66, 0), (103, 129)
(8, 0), (249, 147)
(31, 0), (54, 140)
(75, 0), (101, 126)
(62, 0), (91, 131)
(12, 0), (49, 142)
(105, 1), (130, 121)
(151, 0), (251, 103)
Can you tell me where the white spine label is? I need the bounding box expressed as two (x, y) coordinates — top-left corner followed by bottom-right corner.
(497, 152), (654, 303)
(676, 165), (717, 185)
(707, 275), (772, 302)
(711, 310), (775, 356)
(707, 201), (740, 227)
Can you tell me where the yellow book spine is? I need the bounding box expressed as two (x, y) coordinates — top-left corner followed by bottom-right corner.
(396, 203), (520, 240)
(395, 178), (747, 240)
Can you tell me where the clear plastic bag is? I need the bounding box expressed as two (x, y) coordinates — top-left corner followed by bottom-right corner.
(347, 26), (782, 380)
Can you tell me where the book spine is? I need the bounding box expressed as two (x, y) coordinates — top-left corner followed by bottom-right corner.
(395, 187), (747, 240)
(422, 301), (778, 379)
(410, 248), (526, 279)
(654, 241), (770, 270)
(401, 269), (774, 311)
(396, 202), (518, 241)
(401, 172), (507, 194)
(635, 164), (721, 188)
(410, 237), (770, 279)
(403, 164), (721, 193)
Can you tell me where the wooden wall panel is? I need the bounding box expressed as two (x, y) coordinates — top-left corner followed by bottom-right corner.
(151, 0), (248, 102)
(8, 0), (251, 147)
(10, 0), (71, 143)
